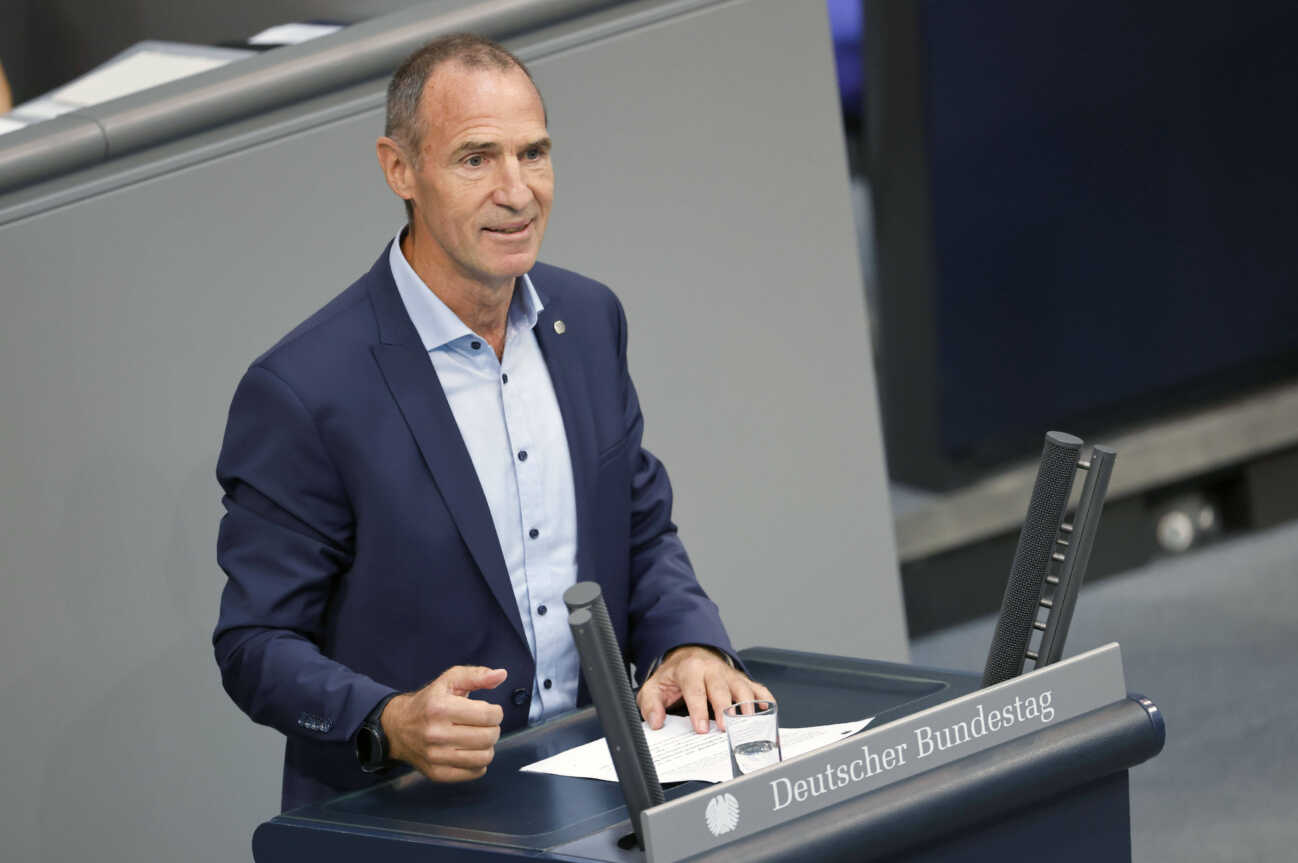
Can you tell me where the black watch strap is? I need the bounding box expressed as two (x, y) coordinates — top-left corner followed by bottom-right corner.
(355, 692), (399, 774)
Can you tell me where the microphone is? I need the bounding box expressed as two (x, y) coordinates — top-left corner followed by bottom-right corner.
(1036, 444), (1116, 666)
(982, 431), (1082, 686)
(564, 582), (663, 847)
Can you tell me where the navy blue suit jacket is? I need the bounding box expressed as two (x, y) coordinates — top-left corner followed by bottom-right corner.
(213, 245), (734, 811)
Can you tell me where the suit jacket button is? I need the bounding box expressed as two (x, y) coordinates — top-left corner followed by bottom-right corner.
(511, 688), (529, 707)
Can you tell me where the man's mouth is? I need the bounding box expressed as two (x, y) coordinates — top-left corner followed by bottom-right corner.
(484, 220), (531, 235)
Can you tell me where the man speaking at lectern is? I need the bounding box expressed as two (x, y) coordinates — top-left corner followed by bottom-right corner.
(213, 34), (770, 810)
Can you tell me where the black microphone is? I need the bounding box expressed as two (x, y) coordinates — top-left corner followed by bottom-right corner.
(982, 431), (1082, 686)
(564, 582), (663, 847)
(1036, 444), (1116, 666)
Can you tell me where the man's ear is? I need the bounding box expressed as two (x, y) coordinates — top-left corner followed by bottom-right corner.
(376, 136), (415, 204)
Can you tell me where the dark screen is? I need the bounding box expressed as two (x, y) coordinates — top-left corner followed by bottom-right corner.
(921, 0), (1298, 460)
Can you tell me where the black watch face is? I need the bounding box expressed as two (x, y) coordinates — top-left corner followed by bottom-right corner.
(357, 726), (380, 764)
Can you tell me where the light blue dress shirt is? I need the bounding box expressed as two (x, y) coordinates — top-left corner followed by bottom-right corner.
(388, 235), (580, 723)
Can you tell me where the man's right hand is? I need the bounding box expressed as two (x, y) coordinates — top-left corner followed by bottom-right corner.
(381, 665), (508, 782)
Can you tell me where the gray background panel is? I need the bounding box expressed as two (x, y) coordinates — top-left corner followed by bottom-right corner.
(0, 1), (902, 859)
(536, 0), (902, 660)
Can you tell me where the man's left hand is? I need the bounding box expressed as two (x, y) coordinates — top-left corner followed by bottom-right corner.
(637, 645), (773, 733)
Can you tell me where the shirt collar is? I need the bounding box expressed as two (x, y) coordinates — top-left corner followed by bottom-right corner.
(388, 230), (544, 353)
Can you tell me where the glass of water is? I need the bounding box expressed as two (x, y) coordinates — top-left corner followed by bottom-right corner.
(724, 699), (782, 776)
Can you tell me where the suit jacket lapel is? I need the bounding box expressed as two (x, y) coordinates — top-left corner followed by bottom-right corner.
(532, 289), (600, 589)
(365, 255), (527, 649)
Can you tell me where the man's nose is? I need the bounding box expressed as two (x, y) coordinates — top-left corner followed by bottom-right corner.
(492, 158), (533, 210)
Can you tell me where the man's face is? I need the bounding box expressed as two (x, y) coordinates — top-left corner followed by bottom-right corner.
(404, 64), (553, 290)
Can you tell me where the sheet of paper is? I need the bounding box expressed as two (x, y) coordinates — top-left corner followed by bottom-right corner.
(54, 51), (233, 107)
(249, 23), (343, 46)
(10, 98), (71, 120)
(521, 714), (872, 784)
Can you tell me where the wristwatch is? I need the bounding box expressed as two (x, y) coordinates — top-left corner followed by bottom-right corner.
(355, 693), (399, 774)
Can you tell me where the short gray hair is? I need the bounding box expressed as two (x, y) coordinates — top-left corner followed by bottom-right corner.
(385, 34), (541, 223)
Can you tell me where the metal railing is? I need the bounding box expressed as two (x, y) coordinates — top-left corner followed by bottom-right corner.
(0, 0), (618, 194)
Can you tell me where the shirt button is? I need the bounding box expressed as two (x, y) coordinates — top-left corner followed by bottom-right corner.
(537, 604), (547, 616)
(501, 373), (509, 384)
(471, 340), (482, 350)
(511, 688), (529, 706)
(517, 450), (528, 462)
(543, 679), (553, 690)
(529, 528), (540, 539)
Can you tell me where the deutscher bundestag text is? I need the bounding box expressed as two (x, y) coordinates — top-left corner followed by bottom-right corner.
(771, 690), (1056, 811)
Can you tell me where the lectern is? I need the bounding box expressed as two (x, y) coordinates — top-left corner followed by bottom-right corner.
(252, 647), (1163, 862)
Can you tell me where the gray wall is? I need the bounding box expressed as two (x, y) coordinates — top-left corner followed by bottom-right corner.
(0, 1), (904, 859)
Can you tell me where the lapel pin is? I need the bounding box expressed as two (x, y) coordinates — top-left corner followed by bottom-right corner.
(553, 320), (566, 335)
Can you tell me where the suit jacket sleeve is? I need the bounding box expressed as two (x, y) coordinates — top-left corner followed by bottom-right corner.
(610, 297), (740, 677)
(213, 364), (395, 746)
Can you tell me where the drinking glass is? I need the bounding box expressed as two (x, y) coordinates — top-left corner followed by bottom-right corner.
(724, 699), (782, 776)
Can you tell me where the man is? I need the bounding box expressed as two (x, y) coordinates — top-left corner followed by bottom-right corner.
(214, 34), (769, 811)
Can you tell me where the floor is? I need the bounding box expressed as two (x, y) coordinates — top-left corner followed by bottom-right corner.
(910, 519), (1298, 862)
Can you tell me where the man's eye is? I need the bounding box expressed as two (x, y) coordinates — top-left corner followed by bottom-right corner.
(465, 155), (485, 167)
(524, 148), (541, 160)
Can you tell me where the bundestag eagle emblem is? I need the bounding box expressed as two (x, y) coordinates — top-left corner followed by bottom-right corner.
(705, 792), (740, 836)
